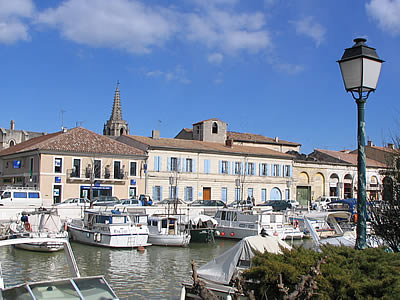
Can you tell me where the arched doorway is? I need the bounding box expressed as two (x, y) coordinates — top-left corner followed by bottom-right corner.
(329, 174), (340, 196)
(314, 173), (325, 200)
(297, 172), (311, 207)
(382, 176), (393, 201)
(270, 188), (282, 200)
(344, 174), (353, 198)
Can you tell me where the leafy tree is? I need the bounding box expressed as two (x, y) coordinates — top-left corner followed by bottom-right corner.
(243, 245), (400, 299)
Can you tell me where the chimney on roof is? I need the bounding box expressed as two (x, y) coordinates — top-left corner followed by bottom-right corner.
(367, 140), (374, 146)
(388, 143), (395, 149)
(275, 137), (279, 142)
(152, 130), (160, 139)
(10, 120), (15, 130)
(225, 139), (233, 147)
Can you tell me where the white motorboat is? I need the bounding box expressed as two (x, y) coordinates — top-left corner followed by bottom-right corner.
(8, 208), (68, 252)
(68, 209), (151, 248)
(148, 215), (191, 247)
(214, 208), (303, 240)
(0, 237), (119, 299)
(182, 234), (292, 299)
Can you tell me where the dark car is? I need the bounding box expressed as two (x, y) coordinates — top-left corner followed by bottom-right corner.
(257, 200), (292, 211)
(189, 200), (227, 207)
(93, 196), (120, 206)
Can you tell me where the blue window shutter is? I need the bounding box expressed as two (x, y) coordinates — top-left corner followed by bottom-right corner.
(176, 186), (179, 198)
(259, 163), (262, 176)
(289, 165), (293, 177)
(182, 158), (186, 172)
(154, 157), (157, 171)
(167, 157), (171, 171)
(278, 164), (282, 176)
(159, 157), (162, 171)
(152, 186), (156, 200)
(177, 158), (181, 172)
(266, 164), (270, 176)
(160, 186), (163, 200)
(184, 187), (187, 201)
(241, 162), (244, 175)
(227, 162), (231, 174)
(193, 159), (196, 173)
(253, 163), (256, 176)
(219, 160), (222, 174)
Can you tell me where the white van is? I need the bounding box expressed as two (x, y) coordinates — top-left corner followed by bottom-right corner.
(312, 196), (340, 210)
(0, 188), (43, 207)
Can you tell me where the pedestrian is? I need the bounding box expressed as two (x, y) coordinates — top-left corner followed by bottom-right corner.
(251, 196), (255, 207)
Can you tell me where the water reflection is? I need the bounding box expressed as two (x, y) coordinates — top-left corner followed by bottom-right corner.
(0, 240), (236, 299)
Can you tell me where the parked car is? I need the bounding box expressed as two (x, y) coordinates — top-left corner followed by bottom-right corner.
(257, 200), (292, 211)
(312, 196), (340, 210)
(286, 199), (300, 208)
(153, 198), (187, 206)
(54, 197), (90, 207)
(189, 200), (227, 207)
(114, 198), (143, 208)
(93, 196), (120, 206)
(227, 199), (253, 208)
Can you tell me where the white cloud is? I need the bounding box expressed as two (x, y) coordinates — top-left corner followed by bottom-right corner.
(292, 16), (325, 47)
(145, 66), (191, 84)
(36, 0), (177, 54)
(0, 0), (34, 44)
(208, 53), (224, 64)
(366, 0), (400, 35)
(185, 5), (271, 55)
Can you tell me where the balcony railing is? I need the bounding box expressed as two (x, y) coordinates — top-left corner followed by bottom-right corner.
(67, 169), (128, 183)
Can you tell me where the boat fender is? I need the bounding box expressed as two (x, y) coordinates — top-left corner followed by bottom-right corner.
(24, 222), (32, 232)
(230, 232), (235, 237)
(180, 286), (185, 300)
(220, 232), (225, 236)
(64, 222), (68, 231)
(215, 230), (220, 236)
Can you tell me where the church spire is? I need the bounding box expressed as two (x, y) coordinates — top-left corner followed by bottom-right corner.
(110, 81), (122, 121)
(103, 81), (130, 137)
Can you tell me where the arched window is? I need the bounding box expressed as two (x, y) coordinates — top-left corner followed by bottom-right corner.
(212, 122), (218, 134)
(9, 140), (15, 147)
(120, 128), (125, 136)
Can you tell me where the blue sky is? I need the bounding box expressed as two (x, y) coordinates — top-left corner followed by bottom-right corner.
(1, 0), (399, 154)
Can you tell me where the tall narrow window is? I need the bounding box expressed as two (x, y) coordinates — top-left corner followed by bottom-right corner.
(154, 156), (161, 172)
(169, 186), (177, 199)
(212, 122), (218, 134)
(94, 160), (101, 178)
(130, 162), (137, 176)
(186, 159), (193, 173)
(153, 186), (162, 201)
(221, 187), (227, 203)
(170, 157), (178, 172)
(73, 159), (81, 178)
(235, 188), (241, 202)
(114, 161), (121, 179)
(185, 187), (193, 202)
(261, 188), (267, 202)
(54, 158), (62, 173)
(30, 158), (34, 178)
(220, 160), (229, 174)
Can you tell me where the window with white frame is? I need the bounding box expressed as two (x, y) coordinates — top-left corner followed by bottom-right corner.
(221, 187), (227, 203)
(170, 157), (178, 172)
(234, 162), (242, 175)
(154, 156), (161, 172)
(186, 158), (193, 173)
(246, 162), (255, 175)
(153, 186), (162, 201)
(283, 165), (291, 177)
(235, 187), (241, 202)
(94, 160), (101, 178)
(261, 188), (267, 202)
(185, 187), (193, 202)
(260, 163), (268, 176)
(54, 158), (62, 173)
(272, 164), (280, 177)
(221, 160), (228, 174)
(169, 186), (177, 199)
(130, 162), (137, 176)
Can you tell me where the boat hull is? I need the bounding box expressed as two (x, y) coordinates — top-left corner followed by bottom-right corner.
(148, 233), (190, 247)
(14, 240), (65, 252)
(68, 225), (150, 248)
(190, 228), (216, 243)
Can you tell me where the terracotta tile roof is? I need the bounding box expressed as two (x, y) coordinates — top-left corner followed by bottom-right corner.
(193, 118), (226, 125)
(124, 135), (294, 159)
(0, 127), (145, 157)
(314, 149), (385, 168)
(227, 131), (301, 146)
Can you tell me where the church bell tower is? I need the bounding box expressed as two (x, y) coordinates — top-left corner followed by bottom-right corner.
(103, 82), (130, 137)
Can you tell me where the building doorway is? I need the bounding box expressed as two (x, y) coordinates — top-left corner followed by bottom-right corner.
(296, 186), (311, 208)
(203, 187), (211, 200)
(53, 184), (62, 204)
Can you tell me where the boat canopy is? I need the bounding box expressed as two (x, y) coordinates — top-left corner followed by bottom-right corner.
(189, 215), (218, 226)
(197, 235), (291, 285)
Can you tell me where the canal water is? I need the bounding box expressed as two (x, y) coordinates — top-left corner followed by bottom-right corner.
(0, 240), (236, 299)
(0, 239), (311, 299)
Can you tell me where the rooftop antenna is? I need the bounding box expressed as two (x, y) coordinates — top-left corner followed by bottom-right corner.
(157, 120), (162, 131)
(60, 109), (66, 130)
(75, 121), (84, 127)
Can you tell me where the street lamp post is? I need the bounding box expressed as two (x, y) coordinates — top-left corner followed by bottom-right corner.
(338, 38), (384, 249)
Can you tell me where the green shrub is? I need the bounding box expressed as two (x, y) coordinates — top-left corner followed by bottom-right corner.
(243, 245), (400, 299)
